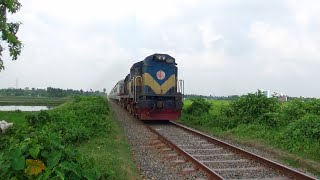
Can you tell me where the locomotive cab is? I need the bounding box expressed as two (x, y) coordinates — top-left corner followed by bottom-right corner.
(127, 54), (183, 120)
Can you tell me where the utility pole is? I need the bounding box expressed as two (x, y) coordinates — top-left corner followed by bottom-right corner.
(16, 78), (18, 89)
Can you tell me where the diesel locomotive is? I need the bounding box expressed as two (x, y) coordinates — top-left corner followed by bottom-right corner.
(109, 53), (184, 120)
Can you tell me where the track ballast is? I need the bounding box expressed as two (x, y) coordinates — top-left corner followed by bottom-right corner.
(145, 121), (316, 180)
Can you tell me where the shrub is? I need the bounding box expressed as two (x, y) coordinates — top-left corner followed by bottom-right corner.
(0, 127), (101, 179)
(281, 98), (320, 126)
(49, 96), (110, 144)
(284, 114), (320, 141)
(0, 96), (110, 179)
(184, 98), (212, 116)
(258, 112), (282, 127)
(26, 110), (50, 127)
(281, 100), (307, 124)
(222, 91), (280, 125)
(25, 114), (38, 126)
(277, 114), (320, 158)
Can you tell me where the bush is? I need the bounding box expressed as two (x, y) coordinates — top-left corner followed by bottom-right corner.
(281, 98), (320, 126)
(49, 96), (110, 144)
(26, 110), (50, 127)
(258, 112), (282, 127)
(223, 91), (280, 125)
(184, 98), (212, 116)
(0, 96), (110, 179)
(281, 100), (307, 125)
(278, 114), (320, 159)
(304, 98), (320, 115)
(25, 114), (38, 126)
(0, 127), (101, 179)
(284, 114), (320, 141)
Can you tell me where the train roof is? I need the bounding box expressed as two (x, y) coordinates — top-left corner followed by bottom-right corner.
(144, 53), (175, 61)
(111, 79), (124, 90)
(117, 79), (124, 84)
(130, 53), (176, 70)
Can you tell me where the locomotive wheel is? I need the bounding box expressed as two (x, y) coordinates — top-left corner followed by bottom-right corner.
(133, 107), (136, 116)
(130, 107), (134, 115)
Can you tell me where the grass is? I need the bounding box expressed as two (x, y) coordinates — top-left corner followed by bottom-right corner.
(0, 96), (71, 106)
(183, 99), (230, 115)
(180, 98), (320, 178)
(181, 119), (320, 177)
(0, 97), (140, 179)
(0, 111), (34, 128)
(78, 113), (139, 180)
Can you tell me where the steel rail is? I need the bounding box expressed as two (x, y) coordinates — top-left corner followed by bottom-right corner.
(170, 121), (316, 180)
(145, 123), (225, 180)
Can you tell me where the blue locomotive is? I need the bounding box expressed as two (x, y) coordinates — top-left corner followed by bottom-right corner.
(109, 53), (184, 120)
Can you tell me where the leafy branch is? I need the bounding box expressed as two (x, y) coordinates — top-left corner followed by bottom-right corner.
(0, 0), (23, 71)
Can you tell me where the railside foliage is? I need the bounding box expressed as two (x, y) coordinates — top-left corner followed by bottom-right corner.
(184, 98), (212, 116)
(181, 93), (320, 162)
(223, 91), (280, 126)
(0, 96), (110, 179)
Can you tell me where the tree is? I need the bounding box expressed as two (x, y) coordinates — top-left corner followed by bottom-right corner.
(103, 88), (106, 93)
(0, 0), (23, 72)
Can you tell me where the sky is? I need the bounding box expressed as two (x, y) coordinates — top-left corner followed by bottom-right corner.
(1, 0), (320, 97)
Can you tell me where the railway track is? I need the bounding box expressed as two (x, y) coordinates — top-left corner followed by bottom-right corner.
(145, 121), (316, 180)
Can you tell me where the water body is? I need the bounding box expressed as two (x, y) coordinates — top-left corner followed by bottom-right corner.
(0, 106), (53, 111)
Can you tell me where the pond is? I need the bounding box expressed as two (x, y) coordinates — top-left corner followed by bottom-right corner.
(0, 106), (53, 111)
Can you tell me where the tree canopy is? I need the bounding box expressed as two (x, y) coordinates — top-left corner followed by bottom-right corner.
(0, 0), (22, 71)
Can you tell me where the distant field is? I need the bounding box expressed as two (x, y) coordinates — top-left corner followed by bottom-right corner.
(0, 111), (34, 127)
(183, 99), (230, 115)
(0, 96), (71, 105)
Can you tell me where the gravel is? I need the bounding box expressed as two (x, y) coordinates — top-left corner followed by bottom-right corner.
(149, 123), (288, 179)
(110, 101), (315, 179)
(110, 101), (208, 179)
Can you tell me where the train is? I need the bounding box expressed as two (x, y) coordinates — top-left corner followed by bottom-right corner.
(109, 53), (184, 120)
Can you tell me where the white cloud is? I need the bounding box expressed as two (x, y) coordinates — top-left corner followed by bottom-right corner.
(287, 0), (320, 28)
(199, 19), (223, 49)
(249, 14), (320, 63)
(1, 0), (320, 97)
(20, 0), (135, 25)
(249, 21), (299, 60)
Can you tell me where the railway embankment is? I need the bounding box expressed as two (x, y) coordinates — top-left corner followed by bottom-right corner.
(0, 96), (138, 179)
(179, 92), (320, 178)
(110, 100), (209, 179)
(148, 121), (316, 179)
(110, 98), (317, 179)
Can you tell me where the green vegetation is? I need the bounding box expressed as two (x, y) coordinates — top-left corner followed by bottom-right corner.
(184, 94), (239, 101)
(0, 0), (22, 71)
(78, 119), (139, 180)
(180, 92), (320, 175)
(0, 87), (106, 98)
(0, 96), (138, 179)
(0, 96), (71, 106)
(0, 111), (34, 127)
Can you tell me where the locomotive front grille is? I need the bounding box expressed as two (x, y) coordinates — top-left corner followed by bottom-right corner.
(157, 101), (164, 108)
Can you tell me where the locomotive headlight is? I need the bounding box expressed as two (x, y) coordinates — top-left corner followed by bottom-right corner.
(166, 58), (174, 63)
(156, 55), (166, 61)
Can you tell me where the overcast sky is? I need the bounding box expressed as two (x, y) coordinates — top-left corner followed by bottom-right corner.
(1, 0), (320, 97)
